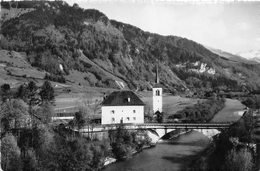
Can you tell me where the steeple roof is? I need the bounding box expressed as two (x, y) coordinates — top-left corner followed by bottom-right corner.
(155, 63), (159, 84)
(153, 83), (163, 88)
(153, 63), (163, 88)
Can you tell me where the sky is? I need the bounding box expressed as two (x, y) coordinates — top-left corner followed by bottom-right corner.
(65, 0), (260, 54)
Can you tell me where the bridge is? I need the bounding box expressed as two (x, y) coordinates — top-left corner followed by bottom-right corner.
(79, 123), (231, 140)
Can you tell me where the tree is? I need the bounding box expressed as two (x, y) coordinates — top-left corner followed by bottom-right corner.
(109, 126), (134, 160)
(26, 81), (38, 106)
(35, 101), (54, 125)
(33, 124), (54, 151)
(39, 81), (54, 103)
(74, 110), (87, 130)
(38, 135), (93, 171)
(0, 84), (11, 102)
(15, 84), (28, 102)
(0, 99), (29, 132)
(89, 141), (110, 170)
(75, 93), (101, 139)
(155, 111), (164, 123)
(27, 81), (37, 98)
(1, 133), (22, 171)
(111, 141), (132, 160)
(224, 148), (253, 171)
(132, 130), (152, 151)
(228, 110), (256, 143)
(22, 148), (37, 171)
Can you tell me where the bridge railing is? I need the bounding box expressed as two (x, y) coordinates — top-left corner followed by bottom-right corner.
(95, 122), (231, 130)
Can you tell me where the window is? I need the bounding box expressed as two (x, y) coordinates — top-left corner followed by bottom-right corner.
(127, 117), (130, 121)
(111, 110), (115, 114)
(133, 110), (136, 113)
(133, 117), (136, 121)
(111, 118), (115, 122)
(156, 89), (160, 96)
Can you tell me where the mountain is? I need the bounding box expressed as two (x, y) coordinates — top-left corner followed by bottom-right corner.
(204, 45), (257, 64)
(1, 1), (260, 92)
(236, 50), (260, 63)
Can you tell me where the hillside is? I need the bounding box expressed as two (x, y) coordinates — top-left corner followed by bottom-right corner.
(1, 1), (260, 93)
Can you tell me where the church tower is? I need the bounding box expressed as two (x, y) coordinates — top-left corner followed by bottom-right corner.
(153, 64), (163, 113)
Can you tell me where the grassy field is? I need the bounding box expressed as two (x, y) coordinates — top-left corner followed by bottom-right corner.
(54, 90), (199, 117)
(54, 90), (246, 124)
(210, 98), (246, 123)
(141, 93), (200, 117)
(54, 86), (119, 114)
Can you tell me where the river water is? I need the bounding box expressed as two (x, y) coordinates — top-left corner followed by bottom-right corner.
(101, 131), (211, 171)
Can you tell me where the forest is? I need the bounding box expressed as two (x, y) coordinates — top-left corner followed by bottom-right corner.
(1, 1), (260, 92)
(0, 81), (151, 171)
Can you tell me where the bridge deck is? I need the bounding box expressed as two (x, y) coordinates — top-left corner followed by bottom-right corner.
(80, 123), (231, 133)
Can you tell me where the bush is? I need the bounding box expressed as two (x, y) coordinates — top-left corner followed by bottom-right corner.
(169, 98), (225, 122)
(224, 148), (253, 171)
(109, 126), (151, 160)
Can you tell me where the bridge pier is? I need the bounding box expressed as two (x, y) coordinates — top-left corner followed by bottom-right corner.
(152, 128), (176, 138)
(193, 129), (220, 139)
(148, 128), (221, 141)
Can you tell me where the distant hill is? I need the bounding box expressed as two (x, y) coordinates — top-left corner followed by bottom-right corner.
(203, 45), (257, 64)
(236, 50), (260, 64)
(1, 1), (260, 93)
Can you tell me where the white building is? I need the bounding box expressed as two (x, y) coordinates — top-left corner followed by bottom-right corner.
(153, 84), (163, 113)
(101, 91), (145, 125)
(153, 64), (163, 113)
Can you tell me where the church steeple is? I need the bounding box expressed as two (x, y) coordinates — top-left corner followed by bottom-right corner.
(155, 63), (159, 84)
(153, 62), (163, 113)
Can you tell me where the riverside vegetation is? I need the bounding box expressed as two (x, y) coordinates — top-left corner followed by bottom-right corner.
(0, 81), (233, 171)
(0, 81), (151, 171)
(185, 109), (260, 171)
(169, 96), (226, 123)
(1, 81), (256, 171)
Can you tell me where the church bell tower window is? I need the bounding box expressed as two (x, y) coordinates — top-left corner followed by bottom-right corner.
(156, 89), (160, 96)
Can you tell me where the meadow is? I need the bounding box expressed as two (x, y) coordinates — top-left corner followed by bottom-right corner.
(55, 89), (246, 123)
(210, 98), (246, 123)
(54, 90), (199, 118)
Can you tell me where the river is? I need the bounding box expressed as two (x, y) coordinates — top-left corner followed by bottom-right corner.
(101, 131), (211, 171)
(102, 99), (245, 171)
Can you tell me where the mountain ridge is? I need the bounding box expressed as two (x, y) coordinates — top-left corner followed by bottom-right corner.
(1, 1), (260, 92)
(203, 45), (258, 64)
(236, 49), (260, 63)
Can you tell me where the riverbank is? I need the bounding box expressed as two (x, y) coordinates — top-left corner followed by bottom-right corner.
(210, 98), (246, 122)
(103, 130), (158, 167)
(103, 129), (190, 169)
(184, 98), (247, 170)
(102, 131), (212, 171)
(103, 143), (156, 167)
(182, 142), (215, 171)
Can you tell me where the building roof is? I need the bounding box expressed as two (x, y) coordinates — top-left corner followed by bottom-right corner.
(153, 83), (163, 88)
(102, 91), (145, 106)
